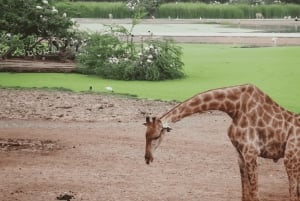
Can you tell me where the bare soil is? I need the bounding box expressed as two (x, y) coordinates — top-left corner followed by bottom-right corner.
(0, 88), (290, 201)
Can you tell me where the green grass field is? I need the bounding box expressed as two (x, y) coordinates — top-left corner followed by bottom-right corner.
(1, 44), (300, 112)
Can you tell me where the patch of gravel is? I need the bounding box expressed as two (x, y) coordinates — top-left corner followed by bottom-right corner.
(0, 88), (177, 123)
(0, 138), (61, 152)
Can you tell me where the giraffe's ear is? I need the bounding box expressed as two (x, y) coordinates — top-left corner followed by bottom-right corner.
(152, 117), (156, 122)
(143, 116), (150, 126)
(146, 116), (150, 123)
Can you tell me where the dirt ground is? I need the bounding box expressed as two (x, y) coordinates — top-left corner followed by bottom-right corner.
(0, 88), (291, 201)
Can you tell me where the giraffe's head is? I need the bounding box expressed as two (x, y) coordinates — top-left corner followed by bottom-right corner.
(143, 116), (171, 165)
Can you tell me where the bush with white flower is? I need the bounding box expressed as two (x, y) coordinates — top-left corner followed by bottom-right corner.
(76, 29), (184, 81)
(76, 0), (183, 81)
(136, 39), (184, 80)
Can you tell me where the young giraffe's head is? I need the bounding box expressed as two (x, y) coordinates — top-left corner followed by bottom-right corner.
(143, 116), (171, 164)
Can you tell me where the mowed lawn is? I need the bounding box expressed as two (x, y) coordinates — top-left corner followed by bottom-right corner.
(1, 44), (300, 112)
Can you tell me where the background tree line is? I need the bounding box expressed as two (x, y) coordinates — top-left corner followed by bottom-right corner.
(63, 0), (300, 4)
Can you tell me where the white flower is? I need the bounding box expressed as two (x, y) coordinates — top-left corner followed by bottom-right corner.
(126, 2), (136, 10)
(27, 51), (33, 57)
(42, 0), (48, 4)
(147, 59), (152, 63)
(113, 57), (119, 64)
(40, 15), (43, 18)
(108, 57), (119, 64)
(52, 6), (58, 13)
(62, 13), (67, 17)
(138, 52), (142, 56)
(147, 54), (153, 59)
(144, 47), (150, 51)
(36, 5), (43, 9)
(149, 44), (154, 49)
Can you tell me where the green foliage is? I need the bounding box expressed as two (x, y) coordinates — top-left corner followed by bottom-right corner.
(76, 30), (184, 81)
(0, 0), (74, 38)
(0, 0), (78, 59)
(76, 30), (133, 77)
(0, 33), (24, 56)
(137, 39), (184, 80)
(157, 2), (300, 18)
(76, 0), (184, 81)
(55, 0), (162, 18)
(55, 1), (131, 18)
(54, 1), (300, 19)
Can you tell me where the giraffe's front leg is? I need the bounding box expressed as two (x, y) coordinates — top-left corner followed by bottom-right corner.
(229, 126), (259, 201)
(245, 157), (259, 201)
(240, 155), (259, 201)
(237, 152), (250, 201)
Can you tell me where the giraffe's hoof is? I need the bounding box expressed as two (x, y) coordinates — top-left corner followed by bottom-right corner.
(145, 153), (153, 165)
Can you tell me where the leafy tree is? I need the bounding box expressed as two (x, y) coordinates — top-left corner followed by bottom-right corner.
(0, 0), (75, 59)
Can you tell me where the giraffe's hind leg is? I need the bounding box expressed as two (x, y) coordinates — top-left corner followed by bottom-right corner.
(284, 151), (300, 201)
(284, 138), (300, 201)
(284, 164), (300, 201)
(232, 143), (260, 201)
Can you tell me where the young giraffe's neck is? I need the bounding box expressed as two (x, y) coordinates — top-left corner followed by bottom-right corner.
(159, 84), (287, 124)
(160, 84), (248, 123)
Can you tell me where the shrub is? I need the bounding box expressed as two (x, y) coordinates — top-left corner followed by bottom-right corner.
(76, 29), (184, 81)
(76, 0), (184, 81)
(76, 30), (134, 77)
(136, 39), (184, 80)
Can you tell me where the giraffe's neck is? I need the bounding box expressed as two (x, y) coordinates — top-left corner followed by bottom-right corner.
(159, 85), (247, 124)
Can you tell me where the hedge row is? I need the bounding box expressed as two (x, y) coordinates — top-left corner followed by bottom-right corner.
(55, 2), (300, 19)
(157, 3), (300, 18)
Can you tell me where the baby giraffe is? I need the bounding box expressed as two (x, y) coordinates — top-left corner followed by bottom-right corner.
(143, 84), (300, 201)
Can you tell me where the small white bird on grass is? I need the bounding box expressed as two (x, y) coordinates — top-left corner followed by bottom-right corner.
(105, 86), (114, 93)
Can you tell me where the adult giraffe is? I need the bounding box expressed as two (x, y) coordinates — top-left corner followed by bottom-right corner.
(143, 84), (300, 201)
